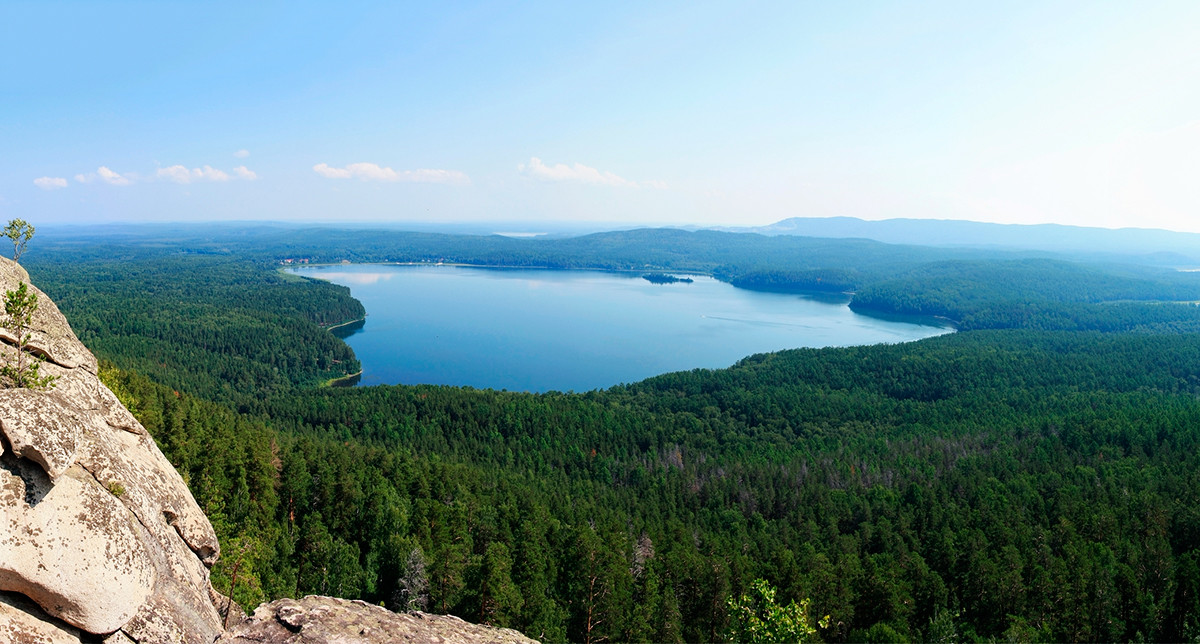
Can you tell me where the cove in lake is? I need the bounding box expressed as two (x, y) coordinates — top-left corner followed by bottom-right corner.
(292, 265), (952, 392)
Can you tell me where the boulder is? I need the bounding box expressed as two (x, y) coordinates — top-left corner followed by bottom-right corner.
(218, 596), (540, 644)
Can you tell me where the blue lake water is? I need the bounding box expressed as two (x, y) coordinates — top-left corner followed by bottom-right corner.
(292, 264), (952, 392)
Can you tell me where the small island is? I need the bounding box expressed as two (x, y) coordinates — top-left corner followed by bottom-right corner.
(642, 272), (694, 285)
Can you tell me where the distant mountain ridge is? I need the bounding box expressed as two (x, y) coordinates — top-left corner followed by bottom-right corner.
(711, 217), (1200, 264)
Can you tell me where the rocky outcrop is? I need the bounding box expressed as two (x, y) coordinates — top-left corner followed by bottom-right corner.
(0, 257), (225, 643)
(218, 596), (539, 644)
(0, 257), (539, 644)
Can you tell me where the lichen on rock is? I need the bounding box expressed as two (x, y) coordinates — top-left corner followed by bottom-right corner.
(0, 390), (81, 480)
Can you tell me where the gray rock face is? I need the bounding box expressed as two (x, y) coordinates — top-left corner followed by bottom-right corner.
(0, 257), (224, 642)
(0, 257), (539, 644)
(0, 390), (81, 480)
(218, 596), (540, 644)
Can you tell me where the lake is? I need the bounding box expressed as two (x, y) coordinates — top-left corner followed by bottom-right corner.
(292, 264), (952, 392)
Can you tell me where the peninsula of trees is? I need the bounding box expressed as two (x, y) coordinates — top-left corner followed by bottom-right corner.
(641, 272), (693, 284)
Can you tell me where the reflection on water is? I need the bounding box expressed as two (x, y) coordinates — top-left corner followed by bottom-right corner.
(798, 291), (853, 305)
(700, 315), (819, 330)
(330, 319), (366, 339)
(304, 270), (396, 286)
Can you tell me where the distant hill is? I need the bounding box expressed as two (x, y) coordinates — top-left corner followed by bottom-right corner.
(711, 217), (1200, 265)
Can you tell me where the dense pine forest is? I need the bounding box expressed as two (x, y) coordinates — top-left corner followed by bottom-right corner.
(22, 224), (1200, 642)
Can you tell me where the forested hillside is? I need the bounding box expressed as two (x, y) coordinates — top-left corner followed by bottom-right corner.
(22, 225), (1200, 642)
(30, 248), (362, 406)
(849, 258), (1200, 331)
(39, 223), (1200, 334)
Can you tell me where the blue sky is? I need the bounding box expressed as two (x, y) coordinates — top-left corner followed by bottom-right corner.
(3, 1), (1199, 230)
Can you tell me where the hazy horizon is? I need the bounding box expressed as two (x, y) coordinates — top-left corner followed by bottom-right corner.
(31, 214), (1200, 238)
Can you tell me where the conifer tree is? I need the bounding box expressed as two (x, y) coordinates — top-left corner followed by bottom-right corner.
(1, 282), (56, 389)
(3, 218), (34, 262)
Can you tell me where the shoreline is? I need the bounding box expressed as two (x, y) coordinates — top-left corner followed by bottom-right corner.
(323, 370), (363, 388)
(324, 316), (365, 333)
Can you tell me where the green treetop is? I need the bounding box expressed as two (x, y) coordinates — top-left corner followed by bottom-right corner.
(3, 219), (35, 263)
(725, 579), (828, 644)
(1, 281), (57, 389)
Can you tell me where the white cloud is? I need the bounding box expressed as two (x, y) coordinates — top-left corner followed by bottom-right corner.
(75, 166), (133, 186)
(98, 166), (132, 185)
(72, 163), (250, 187)
(156, 165), (193, 183)
(312, 163), (354, 179)
(200, 166), (230, 181)
(403, 168), (471, 184)
(518, 157), (633, 186)
(312, 162), (470, 185)
(33, 176), (68, 190)
(234, 149), (250, 158)
(157, 165), (232, 183)
(517, 157), (665, 189)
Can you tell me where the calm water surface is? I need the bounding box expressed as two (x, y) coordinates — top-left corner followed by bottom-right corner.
(293, 265), (951, 392)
